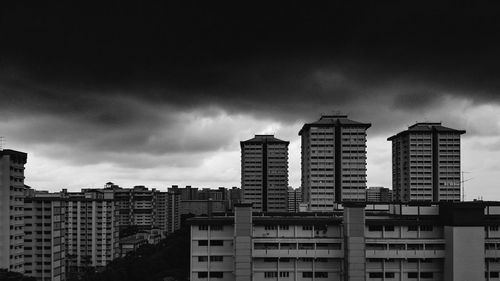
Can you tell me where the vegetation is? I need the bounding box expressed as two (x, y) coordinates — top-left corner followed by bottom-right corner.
(0, 269), (36, 281)
(83, 227), (190, 281)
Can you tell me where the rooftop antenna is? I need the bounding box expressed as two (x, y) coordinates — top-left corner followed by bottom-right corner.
(461, 171), (473, 202)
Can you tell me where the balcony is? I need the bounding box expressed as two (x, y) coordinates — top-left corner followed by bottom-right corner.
(485, 250), (500, 258)
(365, 249), (445, 259)
(252, 249), (343, 258)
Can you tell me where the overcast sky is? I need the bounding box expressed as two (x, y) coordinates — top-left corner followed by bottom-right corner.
(1, 2), (500, 199)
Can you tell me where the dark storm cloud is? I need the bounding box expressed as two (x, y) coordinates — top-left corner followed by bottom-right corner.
(392, 90), (444, 112)
(1, 1), (500, 147)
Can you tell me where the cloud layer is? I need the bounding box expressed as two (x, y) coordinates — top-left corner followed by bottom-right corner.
(0, 2), (499, 199)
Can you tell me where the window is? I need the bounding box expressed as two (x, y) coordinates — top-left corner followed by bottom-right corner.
(198, 256), (208, 262)
(198, 272), (208, 278)
(314, 272), (328, 278)
(198, 225), (208, 231)
(279, 272), (289, 278)
(367, 272), (383, 278)
(490, 272), (500, 278)
(420, 225), (433, 231)
(408, 225), (418, 231)
(279, 225), (289, 230)
(302, 226), (312, 231)
(209, 272), (223, 278)
(198, 240), (208, 246)
(265, 225), (277, 230)
(384, 225), (395, 232)
(211, 225), (223, 231)
(385, 272), (395, 278)
(408, 272), (418, 278)
(420, 272), (433, 279)
(210, 256), (223, 262)
(210, 240), (224, 246)
(265, 272), (278, 278)
(368, 225), (383, 231)
(302, 272), (313, 278)
(490, 226), (499, 231)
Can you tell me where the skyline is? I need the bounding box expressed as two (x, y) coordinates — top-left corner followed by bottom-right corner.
(1, 2), (500, 199)
(9, 117), (486, 196)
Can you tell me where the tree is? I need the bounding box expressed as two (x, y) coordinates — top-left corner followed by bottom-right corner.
(83, 226), (190, 281)
(0, 269), (37, 281)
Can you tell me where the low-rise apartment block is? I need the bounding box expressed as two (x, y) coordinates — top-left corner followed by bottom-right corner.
(189, 202), (500, 281)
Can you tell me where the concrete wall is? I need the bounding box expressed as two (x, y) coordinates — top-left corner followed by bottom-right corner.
(344, 206), (366, 281)
(444, 226), (485, 281)
(234, 205), (252, 281)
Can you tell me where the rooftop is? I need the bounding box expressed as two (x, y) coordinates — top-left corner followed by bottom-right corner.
(0, 149), (28, 163)
(388, 122), (466, 141)
(241, 135), (289, 145)
(299, 115), (371, 135)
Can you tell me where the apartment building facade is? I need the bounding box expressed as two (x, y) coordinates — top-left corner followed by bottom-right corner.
(388, 122), (465, 202)
(365, 186), (393, 202)
(101, 183), (181, 236)
(189, 202), (497, 281)
(287, 187), (301, 213)
(154, 190), (181, 235)
(300, 115), (371, 211)
(241, 135), (289, 212)
(62, 189), (119, 275)
(0, 149), (27, 273)
(24, 191), (66, 281)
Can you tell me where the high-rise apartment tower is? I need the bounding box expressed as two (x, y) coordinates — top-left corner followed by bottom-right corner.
(388, 122), (465, 202)
(241, 135), (289, 212)
(300, 115), (370, 211)
(24, 190), (67, 281)
(0, 149), (27, 273)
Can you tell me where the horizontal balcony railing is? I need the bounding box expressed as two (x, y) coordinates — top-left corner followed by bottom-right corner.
(365, 249), (445, 259)
(252, 249), (343, 258)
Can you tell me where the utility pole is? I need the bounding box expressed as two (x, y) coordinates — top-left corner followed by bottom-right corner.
(461, 171), (473, 202)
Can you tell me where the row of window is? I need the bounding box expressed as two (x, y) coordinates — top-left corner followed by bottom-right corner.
(198, 225), (223, 231)
(197, 256), (223, 262)
(197, 240), (224, 246)
(367, 225), (433, 232)
(197, 272), (223, 278)
(368, 272), (434, 279)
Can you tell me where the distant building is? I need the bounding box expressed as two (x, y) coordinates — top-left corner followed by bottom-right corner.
(0, 149), (27, 273)
(300, 115), (371, 211)
(388, 122), (465, 202)
(178, 185), (198, 201)
(228, 186), (242, 211)
(101, 184), (181, 237)
(198, 188), (227, 201)
(118, 235), (148, 257)
(180, 200), (226, 216)
(366, 186), (393, 202)
(62, 189), (120, 274)
(287, 187), (301, 212)
(24, 190), (66, 281)
(241, 135), (289, 212)
(154, 189), (181, 236)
